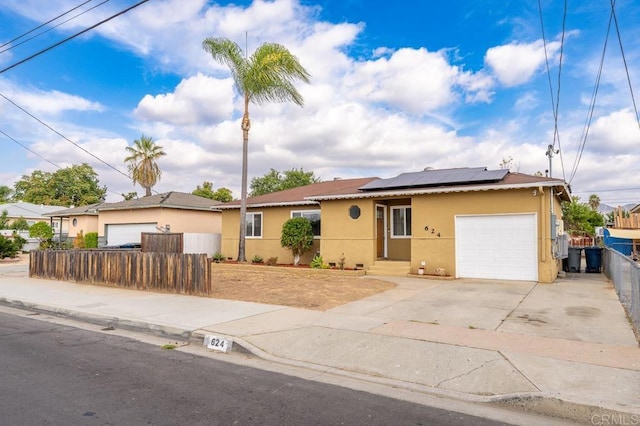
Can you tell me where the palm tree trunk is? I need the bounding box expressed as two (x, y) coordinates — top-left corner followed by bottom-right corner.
(145, 187), (152, 197)
(237, 94), (251, 262)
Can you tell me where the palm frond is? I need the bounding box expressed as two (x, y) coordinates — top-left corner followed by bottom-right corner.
(202, 37), (248, 93)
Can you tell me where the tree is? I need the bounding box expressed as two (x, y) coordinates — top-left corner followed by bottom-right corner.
(562, 196), (604, 236)
(10, 217), (30, 231)
(250, 168), (321, 197)
(29, 222), (54, 249)
(125, 135), (166, 197)
(280, 217), (314, 266)
(588, 194), (601, 211)
(0, 210), (9, 229)
(0, 185), (12, 203)
(13, 164), (106, 206)
(192, 181), (233, 202)
(0, 235), (19, 259)
(203, 37), (310, 262)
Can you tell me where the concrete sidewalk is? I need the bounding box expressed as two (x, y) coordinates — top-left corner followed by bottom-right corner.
(0, 263), (638, 424)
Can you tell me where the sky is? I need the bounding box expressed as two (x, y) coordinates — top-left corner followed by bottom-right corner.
(0, 0), (639, 206)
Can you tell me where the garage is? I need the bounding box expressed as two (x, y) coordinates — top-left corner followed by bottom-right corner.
(455, 214), (538, 281)
(105, 223), (158, 246)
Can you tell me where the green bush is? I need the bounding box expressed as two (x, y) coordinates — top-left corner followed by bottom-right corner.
(0, 235), (19, 258)
(310, 254), (329, 269)
(251, 254), (264, 263)
(280, 217), (314, 266)
(212, 252), (225, 263)
(85, 232), (98, 248)
(10, 217), (30, 231)
(11, 232), (26, 252)
(29, 222), (53, 249)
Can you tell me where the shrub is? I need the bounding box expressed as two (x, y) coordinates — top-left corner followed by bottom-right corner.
(251, 254), (264, 264)
(266, 256), (278, 266)
(73, 230), (86, 248)
(29, 222), (54, 249)
(85, 232), (98, 248)
(11, 232), (26, 252)
(10, 217), (30, 231)
(280, 217), (314, 266)
(212, 252), (225, 263)
(0, 235), (19, 259)
(310, 254), (329, 269)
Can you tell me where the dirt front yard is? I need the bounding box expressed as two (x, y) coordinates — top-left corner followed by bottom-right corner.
(211, 263), (396, 311)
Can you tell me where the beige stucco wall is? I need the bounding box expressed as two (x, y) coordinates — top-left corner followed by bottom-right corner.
(98, 208), (221, 236)
(221, 207), (320, 264)
(67, 215), (99, 237)
(221, 187), (564, 282)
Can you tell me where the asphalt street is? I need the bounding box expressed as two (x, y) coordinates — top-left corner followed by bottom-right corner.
(0, 311), (512, 426)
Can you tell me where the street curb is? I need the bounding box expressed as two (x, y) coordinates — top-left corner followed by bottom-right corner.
(3, 298), (638, 424)
(0, 298), (192, 341)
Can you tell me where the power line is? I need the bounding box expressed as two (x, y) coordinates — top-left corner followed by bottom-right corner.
(0, 92), (132, 181)
(537, 0), (567, 180)
(0, 128), (62, 169)
(0, 0), (150, 75)
(568, 6), (613, 184)
(610, 0), (640, 132)
(0, 0), (93, 49)
(0, 0), (112, 55)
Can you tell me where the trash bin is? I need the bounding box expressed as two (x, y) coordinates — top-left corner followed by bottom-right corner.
(567, 247), (582, 272)
(584, 247), (603, 273)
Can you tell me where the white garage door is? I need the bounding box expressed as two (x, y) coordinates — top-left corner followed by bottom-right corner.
(455, 214), (538, 281)
(106, 223), (158, 246)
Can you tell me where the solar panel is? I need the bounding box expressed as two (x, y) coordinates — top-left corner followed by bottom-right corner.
(359, 167), (508, 191)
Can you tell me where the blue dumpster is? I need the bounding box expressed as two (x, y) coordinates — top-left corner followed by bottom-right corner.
(567, 247), (582, 272)
(584, 247), (603, 273)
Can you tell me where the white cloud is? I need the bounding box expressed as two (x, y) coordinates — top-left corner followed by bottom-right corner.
(485, 39), (561, 86)
(134, 73), (235, 125)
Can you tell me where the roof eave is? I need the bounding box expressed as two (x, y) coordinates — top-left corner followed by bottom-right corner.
(307, 180), (572, 201)
(218, 200), (320, 210)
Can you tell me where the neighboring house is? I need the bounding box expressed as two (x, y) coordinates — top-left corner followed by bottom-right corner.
(47, 203), (103, 239)
(219, 167), (571, 283)
(0, 201), (69, 235)
(46, 192), (222, 247)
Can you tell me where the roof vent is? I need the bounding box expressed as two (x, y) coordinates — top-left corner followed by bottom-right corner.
(333, 177), (342, 180)
(424, 167), (434, 171)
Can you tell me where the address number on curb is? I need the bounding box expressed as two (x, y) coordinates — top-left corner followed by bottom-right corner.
(204, 335), (232, 353)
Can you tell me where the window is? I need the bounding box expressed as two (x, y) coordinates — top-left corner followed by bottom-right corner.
(391, 206), (411, 238)
(246, 212), (262, 238)
(292, 210), (321, 237)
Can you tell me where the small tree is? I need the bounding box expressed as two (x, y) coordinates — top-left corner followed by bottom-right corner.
(280, 217), (314, 266)
(73, 230), (86, 248)
(0, 210), (9, 229)
(29, 222), (54, 249)
(0, 235), (19, 259)
(10, 217), (30, 231)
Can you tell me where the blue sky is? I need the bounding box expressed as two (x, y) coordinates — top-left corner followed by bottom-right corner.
(0, 0), (639, 205)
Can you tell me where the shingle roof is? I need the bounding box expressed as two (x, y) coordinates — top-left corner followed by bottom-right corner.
(0, 202), (68, 219)
(219, 177), (379, 209)
(46, 202), (105, 217)
(97, 192), (222, 212)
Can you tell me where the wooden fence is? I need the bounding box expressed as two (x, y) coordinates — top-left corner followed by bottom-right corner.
(29, 250), (211, 295)
(141, 233), (183, 253)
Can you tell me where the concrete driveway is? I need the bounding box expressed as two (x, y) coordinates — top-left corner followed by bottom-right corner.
(329, 272), (638, 347)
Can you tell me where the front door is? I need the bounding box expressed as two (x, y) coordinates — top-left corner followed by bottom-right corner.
(376, 205), (386, 258)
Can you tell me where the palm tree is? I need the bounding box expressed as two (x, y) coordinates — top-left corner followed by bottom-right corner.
(124, 135), (166, 197)
(202, 37), (310, 262)
(588, 194), (601, 211)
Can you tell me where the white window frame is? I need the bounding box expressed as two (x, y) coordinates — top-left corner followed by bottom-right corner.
(291, 209), (321, 238)
(246, 212), (263, 238)
(390, 206), (411, 238)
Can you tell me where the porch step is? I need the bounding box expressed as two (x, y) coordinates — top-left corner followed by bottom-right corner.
(366, 260), (411, 277)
